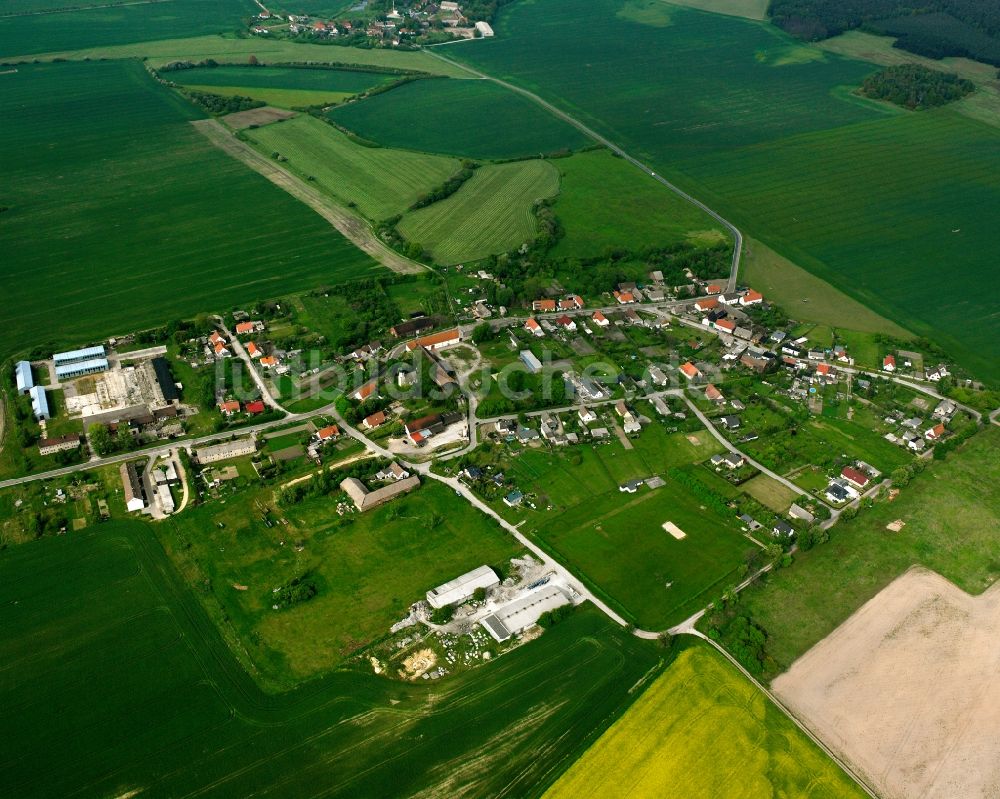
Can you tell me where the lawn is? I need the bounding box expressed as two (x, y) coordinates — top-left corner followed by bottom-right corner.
(158, 477), (522, 682)
(741, 473), (798, 513)
(544, 641), (868, 799)
(549, 148), (728, 259)
(328, 77), (590, 159)
(454, 0), (1000, 382)
(244, 113), (460, 220)
(2, 60), (380, 360)
(733, 426), (1000, 679)
(0, 522), (666, 797)
(398, 159), (560, 264)
(171, 64), (398, 108)
(0, 0), (257, 58)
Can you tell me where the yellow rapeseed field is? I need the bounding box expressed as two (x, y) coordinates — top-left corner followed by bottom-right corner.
(544, 643), (867, 799)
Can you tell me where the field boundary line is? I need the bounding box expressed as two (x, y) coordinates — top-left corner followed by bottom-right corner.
(190, 119), (425, 275)
(423, 48), (744, 291)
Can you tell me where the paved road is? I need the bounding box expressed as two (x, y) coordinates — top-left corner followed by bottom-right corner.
(426, 50), (744, 292)
(219, 320), (286, 413)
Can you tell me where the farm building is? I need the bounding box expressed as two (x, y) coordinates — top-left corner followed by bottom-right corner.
(151, 358), (180, 403)
(55, 357), (109, 381)
(426, 565), (499, 609)
(195, 438), (256, 464)
(53, 345), (105, 367)
(340, 475), (419, 512)
(120, 461), (145, 512)
(38, 434), (82, 456)
(29, 386), (50, 420)
(15, 361), (33, 394)
(475, 20), (494, 36)
(405, 328), (461, 352)
(390, 317), (436, 338)
(480, 585), (572, 642)
(520, 350), (542, 374)
(157, 484), (175, 515)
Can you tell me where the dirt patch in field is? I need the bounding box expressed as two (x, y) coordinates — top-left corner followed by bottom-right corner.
(400, 648), (436, 680)
(773, 567), (1000, 799)
(222, 106), (296, 130)
(662, 522), (686, 540)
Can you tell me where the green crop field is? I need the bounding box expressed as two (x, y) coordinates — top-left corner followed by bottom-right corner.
(544, 642), (868, 799)
(454, 0), (1000, 382)
(0, 522), (666, 797)
(245, 114), (460, 220)
(159, 478), (522, 683)
(0, 0), (257, 59)
(398, 159), (560, 264)
(550, 148), (728, 258)
(329, 77), (591, 159)
(1, 60), (379, 359)
(171, 64), (397, 108)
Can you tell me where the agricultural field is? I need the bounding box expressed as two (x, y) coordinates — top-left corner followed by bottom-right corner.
(398, 160), (560, 264)
(170, 64), (398, 108)
(2, 60), (379, 359)
(665, 0), (769, 20)
(455, 0), (1000, 382)
(328, 77), (591, 159)
(15, 32), (471, 76)
(0, 523), (666, 798)
(549, 148), (728, 259)
(545, 642), (868, 799)
(732, 426), (1000, 679)
(244, 114), (460, 220)
(158, 477), (522, 684)
(0, 0), (257, 59)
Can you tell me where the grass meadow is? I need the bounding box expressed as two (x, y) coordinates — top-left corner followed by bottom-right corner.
(398, 160), (560, 264)
(245, 114), (460, 220)
(1, 61), (379, 358)
(550, 148), (728, 259)
(0, 522), (665, 797)
(544, 641), (868, 799)
(172, 64), (396, 108)
(328, 77), (590, 159)
(736, 426), (1000, 679)
(0, 0), (257, 58)
(456, 0), (1000, 381)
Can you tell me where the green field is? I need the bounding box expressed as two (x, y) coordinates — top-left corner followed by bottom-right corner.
(544, 642), (868, 799)
(0, 0), (257, 58)
(0, 522), (666, 797)
(171, 64), (397, 108)
(1, 60), (379, 358)
(159, 478), (521, 683)
(550, 148), (728, 258)
(329, 77), (591, 159)
(398, 159), (560, 264)
(245, 114), (460, 220)
(455, 0), (1000, 381)
(732, 426), (1000, 679)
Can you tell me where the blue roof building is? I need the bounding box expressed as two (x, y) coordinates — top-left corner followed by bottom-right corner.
(15, 361), (33, 394)
(29, 386), (50, 420)
(55, 357), (109, 381)
(53, 345), (105, 366)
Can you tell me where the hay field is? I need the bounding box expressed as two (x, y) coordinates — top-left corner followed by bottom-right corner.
(1, 60), (379, 357)
(774, 567), (1000, 799)
(545, 642), (867, 799)
(456, 0), (1000, 381)
(0, 522), (664, 797)
(398, 160), (560, 264)
(245, 114), (460, 220)
(329, 77), (590, 159)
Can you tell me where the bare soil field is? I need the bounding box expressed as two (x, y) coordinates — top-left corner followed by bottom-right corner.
(774, 567), (1000, 799)
(222, 106), (295, 130)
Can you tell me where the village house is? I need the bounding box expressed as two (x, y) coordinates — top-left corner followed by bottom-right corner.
(719, 291), (743, 305)
(926, 364), (949, 382)
(556, 314), (577, 332)
(246, 342), (263, 359)
(933, 399), (956, 420)
(260, 355), (278, 369)
(841, 466), (871, 491)
(245, 400), (266, 415)
(739, 290), (763, 306)
(235, 320), (264, 335)
(925, 422), (946, 441)
(705, 384), (724, 403)
(376, 461), (411, 481)
(592, 310), (610, 327)
(705, 283), (723, 295)
(218, 400), (241, 417)
(615, 400), (641, 434)
(362, 410), (387, 429)
(694, 297), (719, 313)
(350, 378), (378, 402)
(578, 407), (597, 424)
(315, 424), (340, 442)
(613, 290), (636, 304)
(648, 365), (668, 386)
(495, 418), (517, 435)
(524, 317), (544, 337)
(532, 299), (557, 313)
(714, 318), (736, 334)
(679, 362), (701, 380)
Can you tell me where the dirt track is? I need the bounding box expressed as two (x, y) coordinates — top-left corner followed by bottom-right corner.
(773, 567), (1000, 799)
(191, 119), (424, 275)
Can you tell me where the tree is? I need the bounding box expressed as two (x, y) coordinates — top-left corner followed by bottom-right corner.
(88, 423), (114, 457)
(471, 322), (495, 344)
(472, 587), (487, 602)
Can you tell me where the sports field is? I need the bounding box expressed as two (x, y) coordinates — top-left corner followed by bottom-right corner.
(245, 114), (460, 221)
(544, 642), (868, 799)
(329, 77), (591, 159)
(0, 522), (666, 797)
(455, 0), (1000, 381)
(550, 148), (728, 258)
(2, 60), (379, 358)
(398, 160), (560, 264)
(171, 64), (397, 108)
(0, 0), (257, 58)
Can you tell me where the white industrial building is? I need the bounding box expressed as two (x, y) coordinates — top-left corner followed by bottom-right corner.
(29, 386), (50, 420)
(15, 361), (33, 394)
(53, 345), (106, 366)
(120, 462), (146, 512)
(480, 585), (572, 643)
(426, 565), (499, 609)
(195, 438), (257, 464)
(55, 357), (109, 381)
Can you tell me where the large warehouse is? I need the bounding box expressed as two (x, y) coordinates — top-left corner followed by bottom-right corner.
(29, 386), (50, 421)
(426, 565), (499, 609)
(55, 357), (109, 381)
(53, 345), (106, 366)
(480, 585), (572, 643)
(15, 361), (33, 394)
